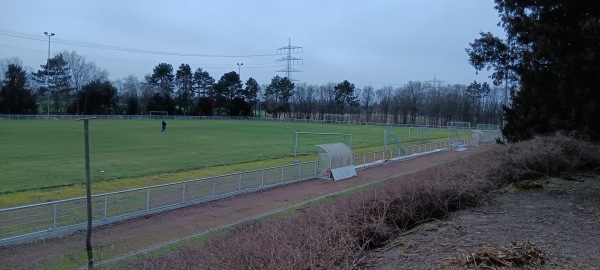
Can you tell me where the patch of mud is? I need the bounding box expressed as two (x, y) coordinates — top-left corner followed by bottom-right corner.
(364, 175), (600, 270)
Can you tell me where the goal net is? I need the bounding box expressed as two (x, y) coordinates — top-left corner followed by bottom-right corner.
(447, 121), (471, 142)
(384, 130), (407, 155)
(476, 124), (499, 130)
(149, 111), (168, 119)
(291, 132), (353, 156)
(473, 124), (502, 145)
(323, 114), (352, 123)
(408, 127), (431, 143)
(447, 121), (471, 128)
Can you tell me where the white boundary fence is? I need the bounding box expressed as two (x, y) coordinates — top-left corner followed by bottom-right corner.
(353, 139), (464, 168)
(0, 161), (318, 246)
(0, 114), (478, 130)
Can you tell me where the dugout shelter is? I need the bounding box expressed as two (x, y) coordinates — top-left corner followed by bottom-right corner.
(317, 143), (356, 181)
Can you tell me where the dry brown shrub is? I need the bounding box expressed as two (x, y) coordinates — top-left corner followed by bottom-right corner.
(125, 135), (599, 269)
(487, 134), (600, 185)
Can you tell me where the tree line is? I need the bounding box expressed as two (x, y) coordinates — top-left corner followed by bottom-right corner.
(0, 53), (504, 126)
(3, 0), (599, 141)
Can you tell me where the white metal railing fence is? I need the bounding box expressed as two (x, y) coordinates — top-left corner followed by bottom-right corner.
(0, 114), (477, 130)
(0, 161), (318, 246)
(353, 139), (469, 167)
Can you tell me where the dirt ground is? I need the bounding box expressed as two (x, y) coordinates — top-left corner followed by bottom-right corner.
(364, 175), (600, 269)
(1, 145), (599, 269)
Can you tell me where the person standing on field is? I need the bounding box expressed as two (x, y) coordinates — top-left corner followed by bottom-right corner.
(161, 120), (167, 134)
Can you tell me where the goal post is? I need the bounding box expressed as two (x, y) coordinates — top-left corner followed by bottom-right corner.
(384, 130), (407, 155)
(447, 121), (471, 128)
(448, 126), (458, 139)
(447, 121), (471, 141)
(323, 114), (352, 123)
(148, 111), (168, 119)
(474, 124), (502, 144)
(408, 127), (431, 143)
(476, 124), (500, 130)
(291, 132), (353, 156)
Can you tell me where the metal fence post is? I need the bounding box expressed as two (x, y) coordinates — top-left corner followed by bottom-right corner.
(239, 173), (242, 191)
(182, 182), (186, 203)
(146, 188), (150, 211)
(261, 169), (264, 186)
(212, 177), (216, 196)
(104, 195), (108, 221)
(53, 203), (57, 229)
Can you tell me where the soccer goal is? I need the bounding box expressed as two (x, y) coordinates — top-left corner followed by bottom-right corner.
(476, 124), (499, 130)
(448, 126), (459, 141)
(447, 121), (471, 129)
(473, 123), (502, 145)
(323, 114), (352, 123)
(384, 130), (407, 155)
(408, 127), (431, 143)
(447, 121), (471, 142)
(149, 111), (168, 119)
(291, 132), (353, 156)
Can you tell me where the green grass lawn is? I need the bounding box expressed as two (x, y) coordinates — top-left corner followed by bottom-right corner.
(1, 119), (462, 195)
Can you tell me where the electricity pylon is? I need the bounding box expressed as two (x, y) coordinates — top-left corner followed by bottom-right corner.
(427, 73), (445, 90)
(276, 38), (303, 81)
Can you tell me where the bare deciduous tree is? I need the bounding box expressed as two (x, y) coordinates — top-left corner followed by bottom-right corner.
(359, 85), (375, 122)
(61, 50), (109, 114)
(376, 86), (393, 123)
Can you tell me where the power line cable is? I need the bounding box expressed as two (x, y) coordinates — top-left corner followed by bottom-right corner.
(0, 31), (277, 58)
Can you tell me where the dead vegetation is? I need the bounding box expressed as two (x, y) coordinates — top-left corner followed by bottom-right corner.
(443, 240), (549, 269)
(124, 134), (600, 270)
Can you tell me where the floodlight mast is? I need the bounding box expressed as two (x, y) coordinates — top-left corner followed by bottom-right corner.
(44, 32), (55, 117)
(237, 63), (243, 80)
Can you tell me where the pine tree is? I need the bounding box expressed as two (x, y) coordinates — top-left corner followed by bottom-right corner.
(467, 0), (600, 140)
(0, 64), (36, 113)
(32, 54), (72, 113)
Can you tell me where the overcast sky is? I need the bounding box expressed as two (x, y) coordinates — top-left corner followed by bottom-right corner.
(0, 0), (504, 88)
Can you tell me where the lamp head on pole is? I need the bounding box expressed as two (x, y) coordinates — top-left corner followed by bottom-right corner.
(236, 63), (243, 79)
(44, 32), (55, 37)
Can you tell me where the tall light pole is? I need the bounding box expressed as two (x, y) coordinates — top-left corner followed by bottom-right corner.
(44, 32), (55, 117)
(237, 62), (243, 81)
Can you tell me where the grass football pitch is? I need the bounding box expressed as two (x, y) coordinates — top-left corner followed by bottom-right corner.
(1, 119), (463, 195)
